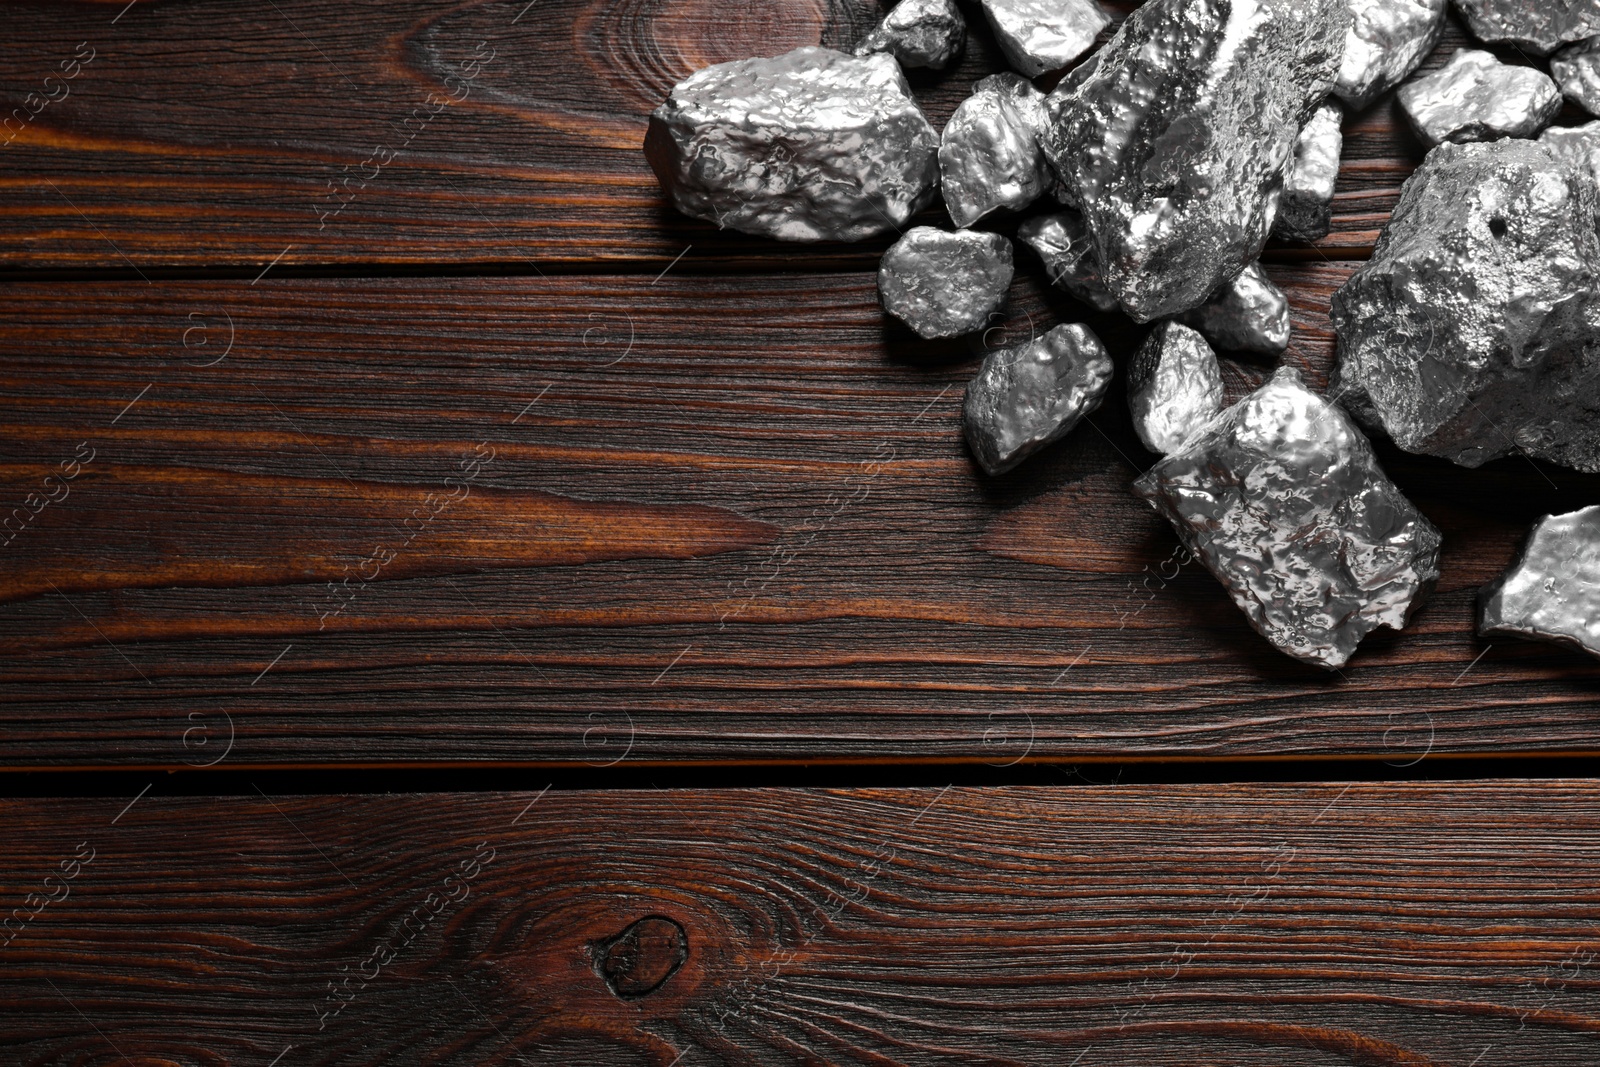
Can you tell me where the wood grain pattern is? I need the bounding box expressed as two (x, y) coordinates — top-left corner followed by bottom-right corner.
(0, 0), (1506, 270)
(4, 269), (1598, 767)
(0, 462), (778, 604)
(4, 783), (1600, 1065)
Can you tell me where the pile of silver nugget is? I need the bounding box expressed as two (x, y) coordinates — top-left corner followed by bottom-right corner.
(644, 0), (1600, 671)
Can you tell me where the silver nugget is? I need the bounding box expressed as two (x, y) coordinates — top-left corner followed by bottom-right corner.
(645, 47), (939, 242)
(1552, 37), (1600, 116)
(1274, 103), (1343, 242)
(1133, 366), (1443, 670)
(1127, 322), (1225, 454)
(1479, 507), (1600, 660)
(978, 0), (1109, 77)
(1015, 209), (1118, 311)
(1181, 262), (1291, 356)
(1541, 121), (1600, 186)
(879, 227), (1014, 338)
(940, 74), (1053, 227)
(963, 323), (1112, 474)
(1331, 139), (1600, 473)
(1334, 0), (1447, 110)
(854, 0), (966, 70)
(1041, 0), (1348, 322)
(1452, 0), (1600, 56)
(1397, 49), (1561, 147)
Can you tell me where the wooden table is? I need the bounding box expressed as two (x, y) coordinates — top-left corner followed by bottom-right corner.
(2, 1), (1598, 1063)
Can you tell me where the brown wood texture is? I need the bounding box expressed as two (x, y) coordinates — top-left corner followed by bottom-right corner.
(3, 782), (1600, 1065)
(5, 0), (1600, 767)
(4, 266), (1599, 768)
(0, 0), (1500, 271)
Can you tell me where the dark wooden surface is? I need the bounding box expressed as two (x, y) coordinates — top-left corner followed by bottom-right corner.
(6, 3), (1600, 1063)
(4, 265), (1600, 767)
(2, 783), (1600, 1065)
(4, 1), (1600, 767)
(0, 0), (1593, 767)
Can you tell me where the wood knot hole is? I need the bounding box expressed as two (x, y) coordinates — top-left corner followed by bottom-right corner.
(597, 915), (687, 998)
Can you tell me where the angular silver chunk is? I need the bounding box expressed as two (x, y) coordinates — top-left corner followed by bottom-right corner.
(1479, 506), (1600, 659)
(1273, 102), (1343, 243)
(1552, 37), (1600, 117)
(963, 323), (1112, 474)
(1180, 262), (1291, 356)
(1334, 0), (1447, 110)
(1541, 120), (1600, 187)
(879, 227), (1014, 338)
(1452, 0), (1600, 56)
(940, 74), (1053, 227)
(644, 47), (939, 242)
(1127, 321), (1225, 454)
(1014, 209), (1118, 311)
(1330, 139), (1600, 473)
(854, 0), (966, 71)
(1041, 0), (1348, 322)
(1133, 366), (1443, 670)
(978, 0), (1109, 77)
(1396, 49), (1561, 147)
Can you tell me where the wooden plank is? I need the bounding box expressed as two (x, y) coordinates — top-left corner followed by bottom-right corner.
(0, 0), (1494, 271)
(3, 782), (1600, 1064)
(3, 270), (1598, 768)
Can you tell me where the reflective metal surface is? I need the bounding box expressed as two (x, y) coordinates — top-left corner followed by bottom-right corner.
(1127, 321), (1224, 454)
(1541, 120), (1600, 187)
(1133, 367), (1443, 669)
(963, 323), (1112, 474)
(879, 227), (1014, 339)
(1453, 0), (1600, 56)
(940, 73), (1052, 227)
(978, 0), (1108, 77)
(1180, 261), (1291, 356)
(1014, 209), (1118, 311)
(1397, 49), (1560, 147)
(1334, 0), (1446, 110)
(1552, 36), (1600, 116)
(1274, 102), (1343, 242)
(854, 0), (965, 70)
(645, 47), (939, 242)
(1040, 0), (1348, 321)
(1331, 139), (1600, 473)
(1479, 506), (1600, 659)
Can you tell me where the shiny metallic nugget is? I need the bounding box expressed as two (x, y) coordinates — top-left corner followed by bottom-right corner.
(1134, 366), (1442, 670)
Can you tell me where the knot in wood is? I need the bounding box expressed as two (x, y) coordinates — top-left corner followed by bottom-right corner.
(598, 915), (687, 998)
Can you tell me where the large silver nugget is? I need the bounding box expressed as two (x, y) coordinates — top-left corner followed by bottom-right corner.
(1396, 49), (1561, 147)
(963, 323), (1112, 474)
(1333, 0), (1447, 110)
(1552, 37), (1600, 117)
(1274, 102), (1343, 243)
(940, 74), (1053, 227)
(854, 0), (966, 70)
(879, 227), (1014, 338)
(1541, 120), (1600, 186)
(1180, 261), (1291, 356)
(1041, 0), (1348, 322)
(1127, 321), (1225, 454)
(1479, 507), (1600, 659)
(978, 0), (1109, 77)
(1452, 0), (1600, 56)
(1133, 366), (1443, 670)
(1330, 139), (1600, 473)
(644, 47), (939, 242)
(1015, 209), (1118, 311)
